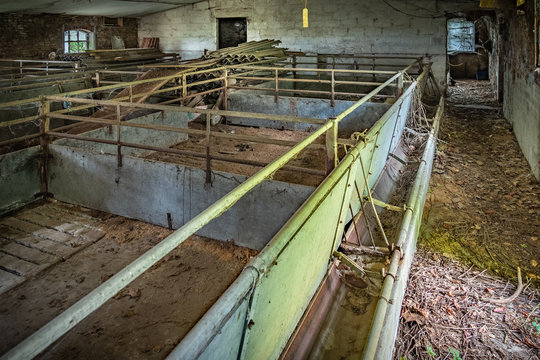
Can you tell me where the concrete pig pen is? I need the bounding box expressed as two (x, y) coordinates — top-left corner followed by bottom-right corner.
(0, 74), (415, 359)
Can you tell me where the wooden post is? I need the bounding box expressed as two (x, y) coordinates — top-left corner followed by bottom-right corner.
(96, 71), (101, 87)
(325, 118), (338, 175)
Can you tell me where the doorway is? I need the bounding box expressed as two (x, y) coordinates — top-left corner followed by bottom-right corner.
(218, 18), (247, 49)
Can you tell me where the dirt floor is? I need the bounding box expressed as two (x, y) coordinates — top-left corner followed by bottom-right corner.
(0, 200), (256, 359)
(145, 122), (326, 187)
(394, 80), (540, 359)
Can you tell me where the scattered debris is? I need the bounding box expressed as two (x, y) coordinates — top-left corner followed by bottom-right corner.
(395, 80), (540, 359)
(394, 250), (540, 359)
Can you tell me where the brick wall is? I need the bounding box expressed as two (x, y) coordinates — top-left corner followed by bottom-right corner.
(138, 0), (476, 84)
(0, 13), (138, 59)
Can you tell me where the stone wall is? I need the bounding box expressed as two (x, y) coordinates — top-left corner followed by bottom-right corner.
(0, 13), (138, 59)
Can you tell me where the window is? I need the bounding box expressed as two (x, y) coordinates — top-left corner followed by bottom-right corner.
(447, 18), (475, 53)
(102, 17), (123, 27)
(64, 30), (95, 54)
(218, 18), (247, 49)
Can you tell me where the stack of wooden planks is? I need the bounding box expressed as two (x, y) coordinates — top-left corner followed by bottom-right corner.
(86, 48), (178, 62)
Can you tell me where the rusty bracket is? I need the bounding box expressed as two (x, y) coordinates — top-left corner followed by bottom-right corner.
(365, 197), (405, 213)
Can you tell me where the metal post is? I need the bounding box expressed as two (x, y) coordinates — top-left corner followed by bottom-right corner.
(38, 97), (50, 195)
(116, 105), (122, 168)
(274, 69), (279, 103)
(129, 84), (133, 103)
(397, 73), (404, 97)
(182, 74), (187, 104)
(292, 55), (297, 97)
(331, 70), (335, 107)
(96, 71), (101, 87)
(325, 118), (338, 174)
(222, 69), (228, 111)
(205, 112), (212, 184)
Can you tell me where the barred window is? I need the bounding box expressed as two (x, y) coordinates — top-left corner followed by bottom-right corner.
(64, 30), (95, 54)
(447, 18), (475, 53)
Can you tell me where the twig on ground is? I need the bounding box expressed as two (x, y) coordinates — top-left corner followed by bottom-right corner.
(482, 267), (523, 305)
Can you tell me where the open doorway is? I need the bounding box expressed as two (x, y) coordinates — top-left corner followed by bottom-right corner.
(218, 18), (247, 49)
(446, 14), (502, 102)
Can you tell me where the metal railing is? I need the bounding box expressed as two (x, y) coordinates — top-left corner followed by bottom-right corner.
(0, 57), (428, 360)
(0, 57), (424, 153)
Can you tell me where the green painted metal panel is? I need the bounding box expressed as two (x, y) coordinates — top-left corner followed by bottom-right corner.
(197, 299), (249, 360)
(241, 171), (351, 360)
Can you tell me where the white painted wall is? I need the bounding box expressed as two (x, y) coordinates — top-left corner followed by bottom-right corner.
(139, 0), (452, 83)
(504, 69), (540, 180)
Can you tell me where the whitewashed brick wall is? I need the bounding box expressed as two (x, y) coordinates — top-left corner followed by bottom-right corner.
(139, 0), (452, 83)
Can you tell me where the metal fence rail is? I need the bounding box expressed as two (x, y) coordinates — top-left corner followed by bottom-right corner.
(1, 56), (432, 360)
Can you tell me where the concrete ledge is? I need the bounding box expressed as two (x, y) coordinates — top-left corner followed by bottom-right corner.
(54, 110), (190, 157)
(227, 91), (390, 137)
(48, 144), (315, 250)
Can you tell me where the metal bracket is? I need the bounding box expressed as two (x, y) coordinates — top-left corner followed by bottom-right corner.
(333, 250), (366, 277)
(387, 152), (407, 165)
(388, 152), (420, 166)
(351, 130), (369, 142)
(365, 196), (405, 213)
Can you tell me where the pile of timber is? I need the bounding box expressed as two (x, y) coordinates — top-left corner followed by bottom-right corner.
(203, 40), (287, 65)
(86, 48), (178, 62)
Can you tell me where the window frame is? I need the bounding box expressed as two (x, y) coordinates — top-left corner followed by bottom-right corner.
(64, 29), (95, 54)
(447, 18), (476, 53)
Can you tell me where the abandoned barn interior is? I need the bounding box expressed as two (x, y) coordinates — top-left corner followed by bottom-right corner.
(0, 0), (539, 359)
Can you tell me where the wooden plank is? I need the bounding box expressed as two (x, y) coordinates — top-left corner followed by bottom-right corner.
(1, 242), (60, 265)
(13, 235), (77, 259)
(52, 223), (104, 242)
(0, 252), (40, 276)
(10, 213), (103, 243)
(30, 206), (102, 227)
(0, 217), (44, 235)
(0, 269), (24, 295)
(0, 224), (29, 241)
(32, 228), (83, 246)
(15, 211), (65, 230)
(3, 217), (81, 247)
